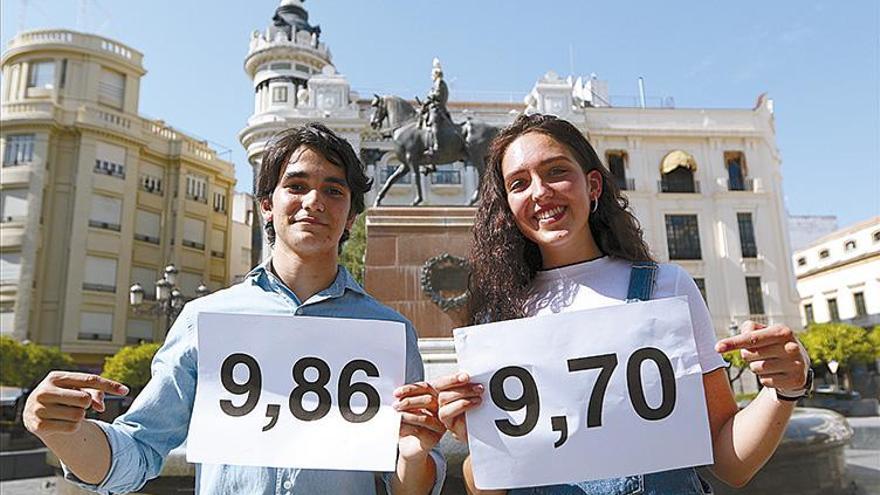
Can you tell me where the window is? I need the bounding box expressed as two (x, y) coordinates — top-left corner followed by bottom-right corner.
(3, 134), (35, 166)
(725, 152), (746, 191)
(126, 319), (154, 344)
(183, 217), (206, 250)
(0, 307), (14, 335)
(844, 240), (856, 252)
(211, 229), (226, 258)
(745, 276), (765, 315)
(819, 249), (830, 259)
(83, 256), (117, 292)
(665, 215), (702, 260)
(27, 60), (55, 89)
(140, 174), (163, 195)
(179, 271), (203, 298)
(89, 195), (122, 231)
(134, 209), (161, 244)
(660, 167), (697, 193)
(606, 151), (630, 190)
(803, 303), (814, 324)
(1, 189), (28, 223)
(95, 141), (126, 178)
(827, 298), (839, 321)
(737, 212), (758, 258)
(98, 67), (125, 108)
(874, 231), (880, 243)
(270, 63), (292, 70)
(693, 278), (707, 304)
(797, 257), (806, 267)
(0, 253), (21, 283)
(272, 86), (288, 103)
(59, 59), (67, 89)
(854, 292), (867, 317)
(213, 192), (227, 213)
(380, 164), (411, 184)
(430, 166), (461, 185)
(186, 174), (208, 202)
(130, 267), (157, 300)
(79, 312), (113, 341)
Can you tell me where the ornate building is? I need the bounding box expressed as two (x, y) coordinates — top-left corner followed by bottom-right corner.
(1, 29), (237, 366)
(792, 217), (880, 328)
(240, 1), (801, 340)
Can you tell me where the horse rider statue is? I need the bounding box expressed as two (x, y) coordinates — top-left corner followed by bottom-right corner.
(419, 58), (450, 160)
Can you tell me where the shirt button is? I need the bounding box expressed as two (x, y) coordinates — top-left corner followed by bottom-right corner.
(283, 480), (292, 489)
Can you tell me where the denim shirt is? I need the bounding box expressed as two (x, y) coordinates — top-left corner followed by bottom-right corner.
(64, 261), (446, 495)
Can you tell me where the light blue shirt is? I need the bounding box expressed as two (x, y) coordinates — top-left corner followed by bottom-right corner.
(64, 261), (446, 494)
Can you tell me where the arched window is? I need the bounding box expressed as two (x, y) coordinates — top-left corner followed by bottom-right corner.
(659, 151), (698, 193)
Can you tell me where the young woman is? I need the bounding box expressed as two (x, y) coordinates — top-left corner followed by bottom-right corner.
(435, 114), (811, 494)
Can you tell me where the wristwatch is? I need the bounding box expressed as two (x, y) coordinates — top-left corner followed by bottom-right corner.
(776, 368), (814, 402)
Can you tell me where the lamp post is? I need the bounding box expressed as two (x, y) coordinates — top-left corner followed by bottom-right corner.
(827, 360), (840, 391)
(129, 263), (210, 336)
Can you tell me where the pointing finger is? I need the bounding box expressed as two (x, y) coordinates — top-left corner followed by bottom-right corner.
(52, 372), (129, 396)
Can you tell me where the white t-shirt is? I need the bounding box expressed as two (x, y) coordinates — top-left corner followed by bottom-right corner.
(525, 256), (727, 374)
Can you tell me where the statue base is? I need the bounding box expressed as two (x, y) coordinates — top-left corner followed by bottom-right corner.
(364, 207), (476, 338)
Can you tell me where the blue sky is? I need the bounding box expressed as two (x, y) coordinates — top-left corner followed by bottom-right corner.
(2, 0), (877, 227)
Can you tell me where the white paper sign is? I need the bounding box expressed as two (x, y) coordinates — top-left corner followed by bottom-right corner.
(187, 312), (406, 472)
(454, 296), (713, 490)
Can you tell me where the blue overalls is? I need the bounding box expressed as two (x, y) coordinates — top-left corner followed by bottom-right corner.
(510, 262), (714, 495)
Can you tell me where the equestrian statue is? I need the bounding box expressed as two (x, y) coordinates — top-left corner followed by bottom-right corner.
(370, 58), (499, 206)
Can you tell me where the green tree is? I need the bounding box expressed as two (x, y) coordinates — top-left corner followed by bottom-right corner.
(0, 336), (75, 387)
(339, 212), (367, 284)
(800, 322), (876, 389)
(0, 336), (27, 386)
(869, 326), (880, 357)
(722, 350), (749, 386)
(102, 342), (162, 392)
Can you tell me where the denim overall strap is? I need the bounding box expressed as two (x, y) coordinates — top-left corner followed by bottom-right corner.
(626, 261), (658, 302)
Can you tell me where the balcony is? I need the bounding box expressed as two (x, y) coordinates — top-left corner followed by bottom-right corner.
(616, 177), (636, 191)
(720, 177), (760, 192)
(88, 220), (121, 232)
(183, 240), (205, 250)
(430, 170), (462, 185)
(658, 179), (700, 194)
(134, 233), (160, 245)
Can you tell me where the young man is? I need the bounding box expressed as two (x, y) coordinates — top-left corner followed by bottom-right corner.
(23, 123), (446, 494)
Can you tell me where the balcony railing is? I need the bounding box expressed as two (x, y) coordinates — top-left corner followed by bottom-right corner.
(88, 220), (121, 232)
(617, 177), (636, 191)
(82, 283), (116, 293)
(186, 194), (208, 204)
(658, 179), (701, 193)
(134, 233), (160, 245)
(211, 250), (226, 259)
(183, 240), (205, 250)
(725, 177), (756, 192)
(430, 170), (462, 185)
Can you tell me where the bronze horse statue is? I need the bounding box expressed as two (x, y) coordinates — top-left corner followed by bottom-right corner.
(370, 95), (498, 206)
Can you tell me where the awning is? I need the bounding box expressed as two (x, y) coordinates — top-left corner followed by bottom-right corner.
(660, 150), (697, 174)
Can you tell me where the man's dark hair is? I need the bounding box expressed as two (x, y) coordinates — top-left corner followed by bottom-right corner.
(254, 123), (372, 247)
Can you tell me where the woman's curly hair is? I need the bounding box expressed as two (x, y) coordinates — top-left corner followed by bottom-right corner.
(468, 113), (653, 324)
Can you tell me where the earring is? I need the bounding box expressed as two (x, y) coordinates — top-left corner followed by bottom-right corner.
(590, 198), (599, 213)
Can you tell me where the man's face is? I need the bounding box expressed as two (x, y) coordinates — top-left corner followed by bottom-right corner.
(261, 147), (355, 260)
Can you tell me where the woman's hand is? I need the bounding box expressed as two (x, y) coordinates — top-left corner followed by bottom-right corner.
(392, 382), (445, 460)
(434, 372), (484, 444)
(715, 321), (810, 394)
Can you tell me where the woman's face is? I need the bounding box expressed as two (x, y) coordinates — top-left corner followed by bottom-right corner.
(500, 132), (602, 265)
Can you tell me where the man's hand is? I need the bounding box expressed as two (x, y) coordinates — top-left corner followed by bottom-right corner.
(715, 321), (810, 393)
(435, 372), (484, 444)
(23, 371), (129, 439)
(392, 382), (444, 460)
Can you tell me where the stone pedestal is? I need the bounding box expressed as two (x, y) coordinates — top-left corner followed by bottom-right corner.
(364, 207), (476, 338)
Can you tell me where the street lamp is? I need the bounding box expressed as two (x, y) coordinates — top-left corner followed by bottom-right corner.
(827, 360), (840, 391)
(129, 263), (209, 335)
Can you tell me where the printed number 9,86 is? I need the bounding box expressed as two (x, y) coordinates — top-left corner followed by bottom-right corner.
(219, 354), (381, 431)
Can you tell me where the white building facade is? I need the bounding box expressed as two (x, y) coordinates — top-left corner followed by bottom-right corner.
(239, 1), (802, 338)
(793, 217), (880, 328)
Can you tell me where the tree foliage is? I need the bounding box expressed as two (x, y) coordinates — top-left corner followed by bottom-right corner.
(102, 342), (162, 391)
(0, 336), (75, 388)
(722, 350), (749, 384)
(800, 323), (877, 369)
(339, 213), (367, 284)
